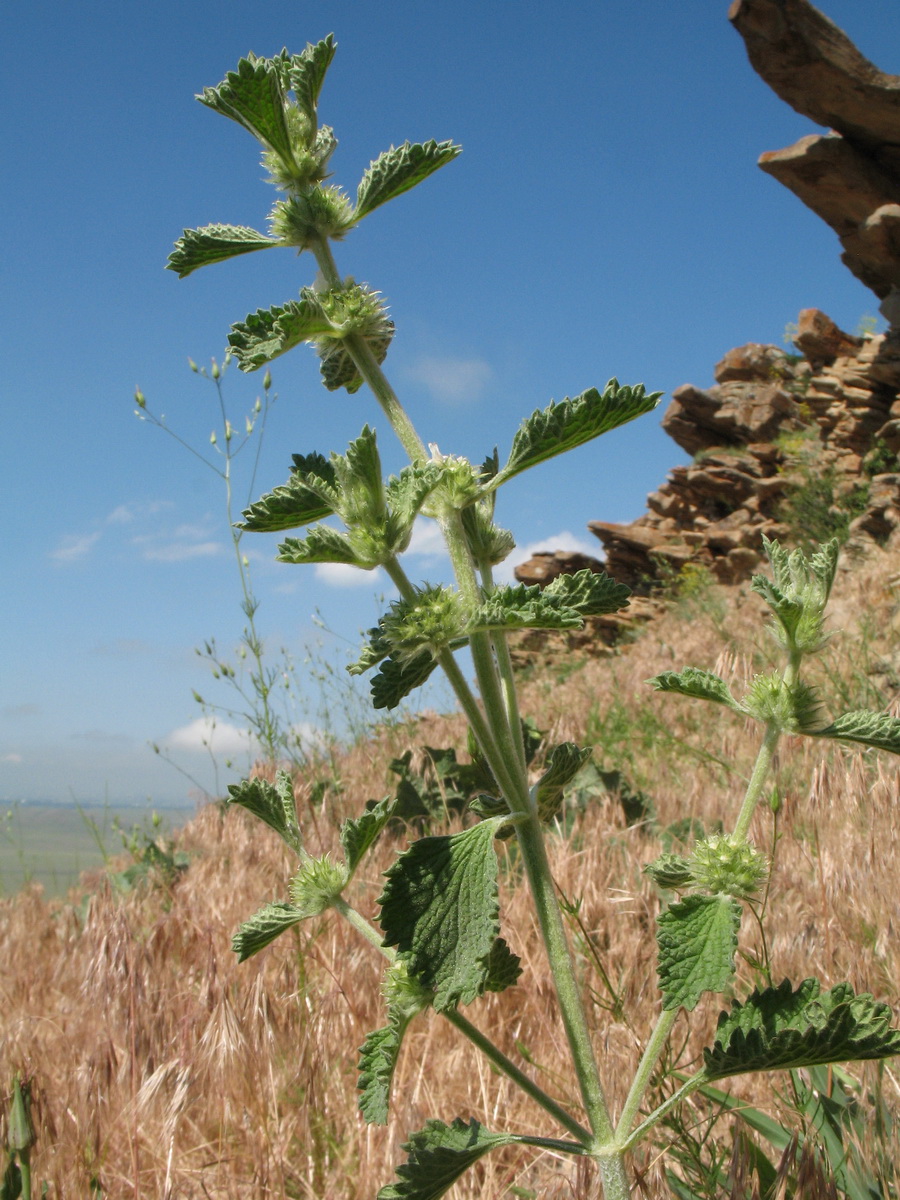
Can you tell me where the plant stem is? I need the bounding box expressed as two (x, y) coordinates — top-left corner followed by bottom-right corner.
(331, 896), (591, 1141)
(614, 1007), (679, 1144)
(732, 722), (781, 844)
(310, 237), (427, 464)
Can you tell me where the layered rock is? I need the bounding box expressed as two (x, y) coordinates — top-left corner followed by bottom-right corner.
(729, 0), (900, 307)
(585, 310), (900, 598)
(513, 309), (900, 662)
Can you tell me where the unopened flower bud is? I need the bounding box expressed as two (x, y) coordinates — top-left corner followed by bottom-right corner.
(134, 388), (146, 409)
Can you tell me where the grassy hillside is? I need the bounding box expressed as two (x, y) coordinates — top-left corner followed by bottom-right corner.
(1, 543), (899, 1198)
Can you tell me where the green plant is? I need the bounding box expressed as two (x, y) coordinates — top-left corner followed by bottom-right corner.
(166, 39), (900, 1199)
(774, 428), (870, 550)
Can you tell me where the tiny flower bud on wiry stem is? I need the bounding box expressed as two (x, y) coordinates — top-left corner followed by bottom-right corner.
(134, 388), (146, 409)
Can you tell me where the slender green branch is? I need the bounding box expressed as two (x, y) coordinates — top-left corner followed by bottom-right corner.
(310, 237), (428, 464)
(614, 1007), (679, 1144)
(732, 722), (781, 844)
(331, 896), (591, 1140)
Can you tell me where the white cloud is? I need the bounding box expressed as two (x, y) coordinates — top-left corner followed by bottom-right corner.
(1, 753), (23, 764)
(107, 500), (174, 525)
(141, 541), (224, 562)
(165, 717), (258, 757)
(406, 356), (492, 405)
(405, 517), (448, 561)
(50, 531), (102, 563)
(314, 563), (385, 588)
(494, 530), (601, 585)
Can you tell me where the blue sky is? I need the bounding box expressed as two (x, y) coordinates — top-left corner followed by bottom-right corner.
(3, 0), (897, 808)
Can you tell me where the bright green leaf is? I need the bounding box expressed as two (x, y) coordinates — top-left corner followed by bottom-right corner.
(166, 224), (278, 278)
(657, 894), (742, 1011)
(228, 297), (333, 371)
(649, 668), (745, 714)
(467, 583), (583, 634)
(377, 1118), (515, 1200)
(543, 569), (631, 616)
(241, 456), (337, 532)
(341, 796), (398, 877)
(371, 651), (440, 710)
(359, 1022), (404, 1125)
(225, 770), (301, 851)
(483, 937), (522, 993)
(379, 819), (503, 1010)
(279, 36), (336, 122)
(814, 709), (900, 755)
(198, 56), (294, 162)
(534, 742), (593, 824)
(492, 380), (662, 488)
(704, 978), (900, 1079)
(231, 901), (304, 962)
(277, 525), (368, 567)
(355, 140), (462, 221)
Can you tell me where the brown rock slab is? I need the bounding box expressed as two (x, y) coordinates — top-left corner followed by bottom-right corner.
(513, 550), (604, 588)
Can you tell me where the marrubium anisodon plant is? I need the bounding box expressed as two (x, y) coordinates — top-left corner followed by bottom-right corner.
(168, 37), (900, 1199)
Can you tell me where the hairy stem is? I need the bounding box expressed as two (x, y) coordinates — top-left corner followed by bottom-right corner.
(331, 896), (590, 1141)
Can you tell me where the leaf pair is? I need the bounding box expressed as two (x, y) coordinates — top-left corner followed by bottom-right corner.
(227, 777), (397, 961)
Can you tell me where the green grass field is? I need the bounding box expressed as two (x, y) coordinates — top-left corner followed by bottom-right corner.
(0, 802), (193, 896)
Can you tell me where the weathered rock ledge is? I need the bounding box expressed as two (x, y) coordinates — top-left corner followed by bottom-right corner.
(515, 308), (900, 651)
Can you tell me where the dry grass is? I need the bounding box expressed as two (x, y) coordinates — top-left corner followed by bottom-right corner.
(2, 547), (900, 1198)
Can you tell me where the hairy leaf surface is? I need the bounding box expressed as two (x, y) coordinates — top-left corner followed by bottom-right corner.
(167, 224), (279, 278)
(355, 141), (462, 221)
(467, 584), (582, 634)
(814, 709), (900, 755)
(231, 901), (304, 962)
(649, 668), (745, 714)
(199, 56), (293, 161)
(341, 797), (398, 877)
(225, 771), (300, 851)
(277, 525), (365, 567)
(377, 1118), (515, 1200)
(483, 937), (522, 993)
(379, 819), (503, 1010)
(534, 742), (593, 823)
(657, 894), (741, 1011)
(228, 298), (333, 371)
(704, 978), (900, 1078)
(241, 462), (336, 532)
(371, 651), (439, 710)
(278, 37), (335, 120)
(543, 569), (631, 616)
(492, 381), (662, 487)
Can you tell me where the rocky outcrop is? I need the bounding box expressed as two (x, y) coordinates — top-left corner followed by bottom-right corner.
(583, 309), (900, 598)
(729, 0), (900, 307)
(514, 551), (604, 588)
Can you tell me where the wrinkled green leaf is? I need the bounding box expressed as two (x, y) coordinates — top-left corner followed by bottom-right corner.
(371, 651), (440, 710)
(657, 894), (742, 1011)
(543, 569), (631, 616)
(644, 853), (695, 890)
(199, 56), (293, 162)
(359, 1021), (404, 1125)
(279, 36), (336, 121)
(483, 936), (522, 993)
(241, 454), (337, 532)
(377, 1118), (515, 1200)
(534, 742), (593, 823)
(386, 465), (442, 545)
(814, 709), (900, 755)
(341, 796), (398, 877)
(317, 324), (393, 393)
(228, 297), (333, 371)
(167, 224), (279, 278)
(704, 978), (900, 1079)
(492, 380), (662, 487)
(379, 819), (503, 1010)
(355, 140), (462, 221)
(277, 524), (366, 567)
(225, 770), (301, 851)
(231, 901), (304, 962)
(649, 668), (745, 714)
(467, 583), (582, 634)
